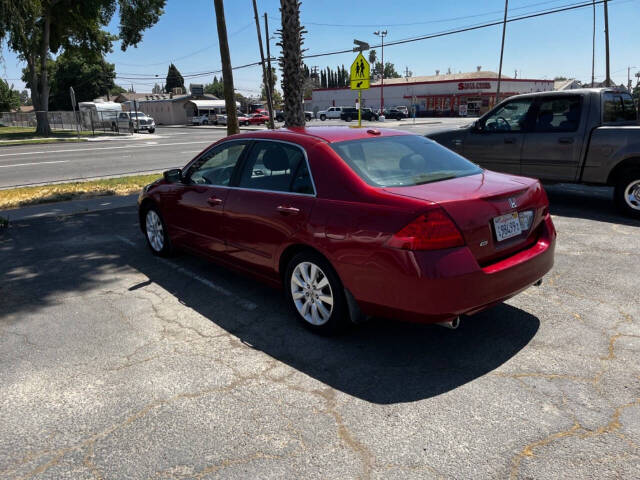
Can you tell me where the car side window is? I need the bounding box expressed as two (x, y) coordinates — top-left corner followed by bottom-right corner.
(533, 96), (582, 133)
(482, 99), (533, 132)
(187, 142), (247, 186)
(603, 93), (637, 122)
(238, 141), (314, 194)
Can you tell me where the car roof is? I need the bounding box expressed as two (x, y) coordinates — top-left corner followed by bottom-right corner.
(506, 87), (628, 100)
(231, 127), (412, 144)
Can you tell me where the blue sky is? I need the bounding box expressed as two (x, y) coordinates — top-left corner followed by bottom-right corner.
(2, 0), (639, 97)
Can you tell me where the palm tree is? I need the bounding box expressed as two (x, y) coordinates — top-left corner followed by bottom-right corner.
(278, 0), (306, 127)
(368, 49), (377, 65)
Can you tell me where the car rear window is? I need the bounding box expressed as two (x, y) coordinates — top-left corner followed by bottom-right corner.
(330, 135), (482, 187)
(603, 93), (637, 122)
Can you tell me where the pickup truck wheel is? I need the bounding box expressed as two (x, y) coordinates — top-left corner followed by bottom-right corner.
(615, 169), (640, 218)
(320, 114), (326, 121)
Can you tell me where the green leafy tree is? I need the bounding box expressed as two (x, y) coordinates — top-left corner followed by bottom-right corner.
(0, 0), (166, 134)
(204, 75), (224, 98)
(0, 79), (21, 111)
(19, 89), (32, 106)
(164, 63), (184, 93)
(151, 83), (162, 94)
(373, 61), (400, 79)
(110, 84), (127, 95)
(261, 67), (282, 107)
(45, 49), (116, 110)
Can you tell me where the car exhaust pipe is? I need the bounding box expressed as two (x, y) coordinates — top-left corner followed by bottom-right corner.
(436, 316), (460, 329)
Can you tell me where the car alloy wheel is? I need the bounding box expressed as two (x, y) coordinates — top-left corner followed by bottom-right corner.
(614, 168), (640, 218)
(286, 252), (348, 333)
(320, 115), (326, 121)
(623, 179), (640, 211)
(144, 207), (172, 256)
(291, 261), (334, 326)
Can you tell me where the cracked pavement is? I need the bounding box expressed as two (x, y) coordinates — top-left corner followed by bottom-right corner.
(1, 183), (638, 479)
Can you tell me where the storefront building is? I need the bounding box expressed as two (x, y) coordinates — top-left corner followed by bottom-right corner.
(310, 70), (554, 117)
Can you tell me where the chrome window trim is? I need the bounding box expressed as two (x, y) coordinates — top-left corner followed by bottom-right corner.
(186, 137), (317, 197)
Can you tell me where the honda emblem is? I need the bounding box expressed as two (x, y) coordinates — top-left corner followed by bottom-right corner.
(508, 197), (517, 209)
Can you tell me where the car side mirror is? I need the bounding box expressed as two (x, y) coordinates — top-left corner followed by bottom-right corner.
(163, 168), (183, 184)
(472, 121), (484, 132)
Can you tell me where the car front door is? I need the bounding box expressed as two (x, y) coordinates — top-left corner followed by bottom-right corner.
(223, 140), (316, 275)
(520, 95), (587, 181)
(462, 98), (535, 175)
(164, 141), (249, 255)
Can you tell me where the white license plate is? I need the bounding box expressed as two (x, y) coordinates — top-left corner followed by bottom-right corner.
(493, 212), (522, 242)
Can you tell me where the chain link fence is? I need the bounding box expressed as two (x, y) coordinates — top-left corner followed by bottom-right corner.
(0, 110), (133, 136)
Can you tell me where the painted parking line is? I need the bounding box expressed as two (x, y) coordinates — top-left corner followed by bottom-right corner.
(0, 160), (69, 168)
(115, 235), (258, 311)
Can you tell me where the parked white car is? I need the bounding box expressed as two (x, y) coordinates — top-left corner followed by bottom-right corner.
(112, 112), (156, 133)
(317, 106), (346, 121)
(192, 114), (213, 125)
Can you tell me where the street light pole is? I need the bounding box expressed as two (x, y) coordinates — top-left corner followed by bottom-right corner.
(496, 0), (509, 104)
(373, 30), (387, 113)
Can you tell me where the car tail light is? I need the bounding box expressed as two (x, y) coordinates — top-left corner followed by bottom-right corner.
(387, 209), (465, 251)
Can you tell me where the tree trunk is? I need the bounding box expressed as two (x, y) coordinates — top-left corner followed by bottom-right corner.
(279, 0), (305, 127)
(213, 0), (239, 136)
(35, 10), (52, 136)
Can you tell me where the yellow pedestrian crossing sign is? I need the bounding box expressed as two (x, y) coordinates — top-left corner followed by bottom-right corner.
(350, 52), (370, 90)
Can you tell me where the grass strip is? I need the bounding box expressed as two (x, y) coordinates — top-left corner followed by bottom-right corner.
(0, 173), (162, 210)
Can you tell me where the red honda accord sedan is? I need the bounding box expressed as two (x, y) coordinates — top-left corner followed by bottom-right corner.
(138, 127), (555, 333)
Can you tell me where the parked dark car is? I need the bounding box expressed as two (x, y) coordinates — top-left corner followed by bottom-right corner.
(275, 110), (313, 122)
(139, 127), (555, 334)
(383, 109), (406, 120)
(427, 88), (640, 217)
(340, 107), (379, 122)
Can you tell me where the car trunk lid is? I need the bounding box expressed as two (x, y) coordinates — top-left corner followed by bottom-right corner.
(383, 171), (546, 264)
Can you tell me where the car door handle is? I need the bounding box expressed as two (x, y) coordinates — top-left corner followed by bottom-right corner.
(276, 205), (300, 215)
(559, 137), (574, 144)
(207, 196), (223, 206)
(504, 137), (517, 144)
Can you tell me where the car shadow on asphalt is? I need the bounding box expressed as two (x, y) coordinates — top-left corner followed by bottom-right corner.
(545, 183), (640, 227)
(1, 208), (540, 405)
(124, 245), (540, 405)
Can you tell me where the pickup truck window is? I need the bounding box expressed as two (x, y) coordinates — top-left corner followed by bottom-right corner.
(603, 93), (637, 122)
(482, 99), (533, 132)
(533, 96), (582, 133)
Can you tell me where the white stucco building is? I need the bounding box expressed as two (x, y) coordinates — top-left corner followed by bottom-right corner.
(310, 70), (554, 117)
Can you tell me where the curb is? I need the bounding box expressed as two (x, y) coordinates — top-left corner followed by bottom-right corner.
(1, 193), (139, 222)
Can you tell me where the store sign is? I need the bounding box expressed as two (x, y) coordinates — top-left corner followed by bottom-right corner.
(458, 82), (491, 90)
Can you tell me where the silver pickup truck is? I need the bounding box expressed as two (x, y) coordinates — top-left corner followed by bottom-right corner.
(428, 88), (640, 217)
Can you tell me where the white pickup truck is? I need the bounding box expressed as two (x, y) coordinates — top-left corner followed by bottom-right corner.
(111, 112), (156, 133)
(317, 106), (347, 121)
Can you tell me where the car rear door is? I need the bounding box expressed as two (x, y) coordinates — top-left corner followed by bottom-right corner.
(520, 94), (587, 181)
(462, 97), (535, 175)
(164, 141), (249, 255)
(223, 140), (316, 274)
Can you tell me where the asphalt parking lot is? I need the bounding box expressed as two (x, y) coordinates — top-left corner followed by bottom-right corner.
(1, 184), (639, 479)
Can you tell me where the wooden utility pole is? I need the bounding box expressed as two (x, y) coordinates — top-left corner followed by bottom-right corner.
(604, 0), (611, 87)
(264, 12), (276, 129)
(591, 0), (596, 87)
(496, 0), (509, 103)
(213, 0), (239, 135)
(252, 0), (275, 129)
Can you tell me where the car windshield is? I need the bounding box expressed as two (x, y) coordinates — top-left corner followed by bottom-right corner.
(331, 135), (482, 187)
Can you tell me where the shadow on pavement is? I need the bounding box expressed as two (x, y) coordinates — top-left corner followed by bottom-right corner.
(1, 207), (539, 404)
(545, 183), (640, 227)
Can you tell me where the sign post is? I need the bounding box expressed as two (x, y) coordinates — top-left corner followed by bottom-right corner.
(69, 86), (80, 141)
(350, 52), (370, 128)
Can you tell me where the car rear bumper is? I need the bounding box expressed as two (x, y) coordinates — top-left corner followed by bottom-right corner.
(336, 214), (556, 323)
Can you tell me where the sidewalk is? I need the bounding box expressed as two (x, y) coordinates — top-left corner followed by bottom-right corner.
(1, 194), (139, 222)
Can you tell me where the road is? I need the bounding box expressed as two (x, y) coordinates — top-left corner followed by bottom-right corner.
(1, 187), (639, 478)
(0, 119), (469, 189)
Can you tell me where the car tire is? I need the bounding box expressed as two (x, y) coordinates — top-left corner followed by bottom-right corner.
(203, 120), (208, 125)
(285, 252), (348, 335)
(614, 167), (640, 218)
(345, 116), (352, 122)
(244, 121), (250, 126)
(320, 114), (326, 121)
(142, 206), (173, 257)
(214, 121), (218, 126)
(148, 128), (155, 134)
